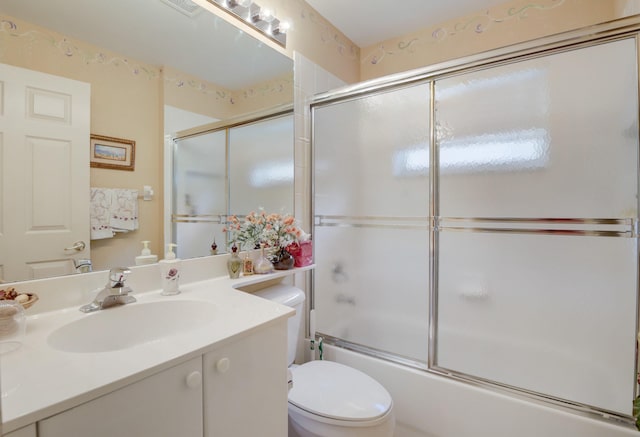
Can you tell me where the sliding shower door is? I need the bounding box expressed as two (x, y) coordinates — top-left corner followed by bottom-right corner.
(312, 30), (640, 421)
(229, 114), (294, 217)
(173, 130), (227, 259)
(434, 38), (639, 415)
(313, 84), (431, 364)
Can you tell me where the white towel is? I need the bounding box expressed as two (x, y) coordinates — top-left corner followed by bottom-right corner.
(90, 188), (114, 240)
(90, 188), (139, 239)
(110, 189), (139, 231)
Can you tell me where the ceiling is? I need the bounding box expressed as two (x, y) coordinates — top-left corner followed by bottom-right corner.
(305, 0), (510, 47)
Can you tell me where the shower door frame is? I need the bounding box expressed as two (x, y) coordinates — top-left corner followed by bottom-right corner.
(309, 15), (640, 426)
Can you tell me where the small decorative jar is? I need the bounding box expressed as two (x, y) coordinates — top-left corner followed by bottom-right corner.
(253, 245), (274, 274)
(226, 245), (242, 279)
(272, 248), (295, 270)
(243, 252), (254, 276)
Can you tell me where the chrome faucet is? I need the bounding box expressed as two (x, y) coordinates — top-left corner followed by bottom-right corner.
(80, 267), (136, 313)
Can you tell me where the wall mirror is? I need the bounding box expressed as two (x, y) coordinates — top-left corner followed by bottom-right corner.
(0, 0), (294, 283)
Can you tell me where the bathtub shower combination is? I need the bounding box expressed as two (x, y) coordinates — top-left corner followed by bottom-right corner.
(311, 23), (640, 427)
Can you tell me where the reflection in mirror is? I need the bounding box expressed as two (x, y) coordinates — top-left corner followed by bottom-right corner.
(0, 0), (293, 283)
(171, 110), (294, 259)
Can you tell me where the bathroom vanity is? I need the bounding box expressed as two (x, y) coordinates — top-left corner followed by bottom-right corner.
(1, 259), (312, 437)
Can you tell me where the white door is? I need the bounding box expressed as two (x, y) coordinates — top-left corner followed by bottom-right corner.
(0, 63), (90, 282)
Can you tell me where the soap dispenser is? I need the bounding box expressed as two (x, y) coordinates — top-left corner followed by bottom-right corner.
(159, 243), (181, 295)
(135, 241), (158, 266)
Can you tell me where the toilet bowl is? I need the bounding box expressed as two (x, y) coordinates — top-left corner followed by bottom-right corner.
(253, 284), (395, 437)
(288, 360), (395, 437)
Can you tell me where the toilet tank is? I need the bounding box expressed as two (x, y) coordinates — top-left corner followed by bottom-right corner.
(253, 284), (306, 366)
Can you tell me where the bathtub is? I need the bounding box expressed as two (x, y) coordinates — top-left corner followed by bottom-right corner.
(317, 315), (639, 437)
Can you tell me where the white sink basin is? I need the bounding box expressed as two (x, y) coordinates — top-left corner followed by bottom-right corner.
(47, 300), (216, 353)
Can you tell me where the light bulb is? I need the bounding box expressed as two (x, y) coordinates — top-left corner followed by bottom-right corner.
(260, 8), (275, 22)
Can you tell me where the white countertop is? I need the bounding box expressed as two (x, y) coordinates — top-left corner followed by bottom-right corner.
(1, 268), (309, 433)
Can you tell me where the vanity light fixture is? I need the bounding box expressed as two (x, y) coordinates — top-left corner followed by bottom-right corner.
(259, 7), (275, 22)
(198, 0), (288, 47)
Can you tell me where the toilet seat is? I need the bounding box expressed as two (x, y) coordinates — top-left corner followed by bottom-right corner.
(288, 360), (392, 422)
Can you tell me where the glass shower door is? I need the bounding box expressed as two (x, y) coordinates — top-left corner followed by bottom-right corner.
(313, 83), (431, 364)
(173, 130), (227, 259)
(229, 114), (294, 218)
(434, 37), (639, 415)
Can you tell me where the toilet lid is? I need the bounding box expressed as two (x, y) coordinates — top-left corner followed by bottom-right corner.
(288, 360), (392, 422)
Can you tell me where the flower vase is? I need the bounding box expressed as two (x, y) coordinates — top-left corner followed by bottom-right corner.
(272, 249), (295, 270)
(253, 245), (274, 274)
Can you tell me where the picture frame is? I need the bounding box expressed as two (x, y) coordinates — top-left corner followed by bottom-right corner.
(90, 134), (135, 171)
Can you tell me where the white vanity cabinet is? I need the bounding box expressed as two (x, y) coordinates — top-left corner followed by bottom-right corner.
(38, 357), (203, 437)
(203, 321), (288, 437)
(4, 424), (37, 437)
(34, 320), (289, 437)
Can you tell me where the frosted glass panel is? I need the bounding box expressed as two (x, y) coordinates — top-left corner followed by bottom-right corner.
(174, 131), (226, 257)
(175, 223), (225, 259)
(174, 131), (226, 216)
(437, 38), (638, 218)
(437, 231), (637, 415)
(229, 114), (294, 215)
(315, 225), (429, 363)
(314, 84), (431, 217)
(313, 82), (431, 363)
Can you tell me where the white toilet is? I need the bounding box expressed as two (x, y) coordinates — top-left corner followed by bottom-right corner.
(254, 284), (395, 437)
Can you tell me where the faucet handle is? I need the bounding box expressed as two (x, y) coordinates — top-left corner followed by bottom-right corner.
(108, 267), (131, 288)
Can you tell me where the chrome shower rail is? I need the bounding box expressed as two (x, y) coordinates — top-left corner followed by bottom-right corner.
(437, 217), (637, 238)
(315, 214), (429, 230)
(172, 214), (228, 224)
(314, 215), (636, 237)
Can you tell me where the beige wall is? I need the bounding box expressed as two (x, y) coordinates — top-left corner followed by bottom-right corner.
(196, 0), (361, 84)
(163, 67), (293, 121)
(359, 0), (630, 81)
(246, 0), (636, 86)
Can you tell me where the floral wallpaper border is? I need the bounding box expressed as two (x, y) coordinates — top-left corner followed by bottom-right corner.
(0, 18), (161, 79)
(292, 0), (359, 61)
(361, 0), (566, 67)
(164, 73), (293, 105)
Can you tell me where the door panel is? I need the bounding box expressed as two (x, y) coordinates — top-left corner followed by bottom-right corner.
(0, 63), (90, 282)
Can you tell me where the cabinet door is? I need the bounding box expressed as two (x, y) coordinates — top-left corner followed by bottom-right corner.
(39, 357), (203, 437)
(4, 424), (37, 437)
(203, 321), (288, 437)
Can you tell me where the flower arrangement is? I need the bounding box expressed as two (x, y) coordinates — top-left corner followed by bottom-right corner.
(223, 209), (305, 251)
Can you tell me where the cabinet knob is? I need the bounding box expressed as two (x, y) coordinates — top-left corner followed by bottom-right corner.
(185, 371), (202, 388)
(216, 357), (230, 373)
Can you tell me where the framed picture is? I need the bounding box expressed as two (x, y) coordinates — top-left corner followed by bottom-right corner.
(90, 134), (135, 171)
